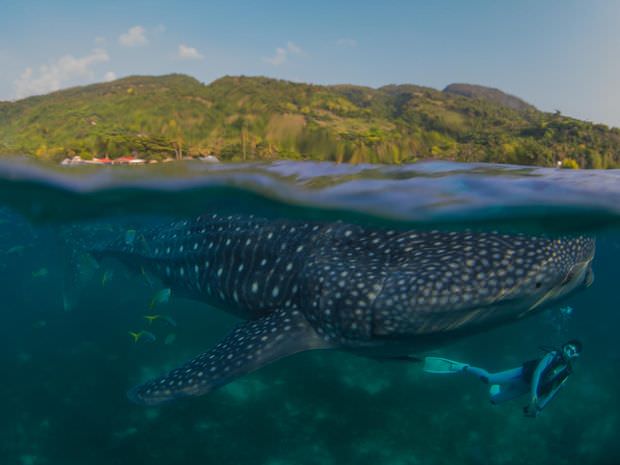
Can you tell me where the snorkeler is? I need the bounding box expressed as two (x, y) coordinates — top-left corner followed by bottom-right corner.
(424, 340), (582, 417)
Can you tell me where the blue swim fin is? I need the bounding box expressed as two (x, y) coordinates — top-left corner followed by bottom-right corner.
(127, 309), (330, 405)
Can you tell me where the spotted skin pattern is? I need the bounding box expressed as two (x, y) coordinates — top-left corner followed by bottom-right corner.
(93, 214), (595, 405)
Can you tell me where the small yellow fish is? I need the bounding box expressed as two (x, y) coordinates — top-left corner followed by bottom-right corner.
(32, 268), (48, 278)
(129, 331), (156, 343)
(162, 315), (177, 327)
(149, 288), (171, 309)
(143, 314), (177, 328)
(101, 270), (114, 287)
(7, 245), (26, 254)
(141, 266), (156, 288)
(144, 314), (161, 324)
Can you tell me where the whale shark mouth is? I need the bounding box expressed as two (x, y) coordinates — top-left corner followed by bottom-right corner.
(525, 258), (594, 316)
(584, 266), (595, 288)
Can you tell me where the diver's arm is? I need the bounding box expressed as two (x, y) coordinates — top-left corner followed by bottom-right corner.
(530, 352), (555, 402)
(525, 353), (556, 415)
(537, 377), (569, 410)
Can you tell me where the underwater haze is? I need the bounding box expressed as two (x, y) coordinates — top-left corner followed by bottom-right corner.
(0, 159), (619, 465)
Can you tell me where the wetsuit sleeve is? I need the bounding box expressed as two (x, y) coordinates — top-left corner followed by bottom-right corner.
(530, 352), (555, 401)
(537, 377), (569, 410)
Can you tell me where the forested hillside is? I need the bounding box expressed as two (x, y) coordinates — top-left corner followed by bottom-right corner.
(1, 74), (618, 168)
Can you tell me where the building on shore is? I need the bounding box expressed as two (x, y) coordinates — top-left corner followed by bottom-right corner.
(61, 154), (219, 165)
(61, 155), (146, 165)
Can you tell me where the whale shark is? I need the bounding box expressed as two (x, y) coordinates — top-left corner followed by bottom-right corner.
(82, 214), (595, 405)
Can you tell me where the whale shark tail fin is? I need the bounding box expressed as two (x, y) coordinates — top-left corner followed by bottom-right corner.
(127, 309), (331, 406)
(423, 357), (469, 374)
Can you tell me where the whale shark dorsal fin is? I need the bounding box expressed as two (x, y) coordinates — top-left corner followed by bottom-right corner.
(127, 309), (330, 405)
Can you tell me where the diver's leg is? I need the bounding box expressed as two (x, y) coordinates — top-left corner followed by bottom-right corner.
(485, 367), (529, 404)
(490, 379), (530, 404)
(461, 366), (528, 404)
(441, 363), (529, 404)
(462, 366), (492, 383)
(486, 367), (524, 384)
(463, 365), (523, 384)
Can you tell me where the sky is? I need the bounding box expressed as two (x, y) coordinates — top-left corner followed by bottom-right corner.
(1, 0), (620, 127)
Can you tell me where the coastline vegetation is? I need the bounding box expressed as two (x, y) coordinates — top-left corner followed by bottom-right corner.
(1, 74), (619, 168)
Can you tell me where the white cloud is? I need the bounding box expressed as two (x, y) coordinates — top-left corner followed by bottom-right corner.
(103, 71), (117, 82)
(336, 38), (357, 48)
(178, 44), (204, 60)
(264, 42), (302, 66)
(14, 48), (110, 98)
(118, 26), (148, 47)
(265, 47), (287, 66)
(286, 41), (302, 54)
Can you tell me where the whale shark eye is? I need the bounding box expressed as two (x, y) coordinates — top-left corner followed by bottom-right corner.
(535, 281), (542, 289)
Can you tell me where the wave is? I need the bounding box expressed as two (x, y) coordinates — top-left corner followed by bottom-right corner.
(0, 157), (619, 233)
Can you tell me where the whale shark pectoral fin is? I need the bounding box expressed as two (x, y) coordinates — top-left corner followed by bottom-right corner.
(127, 309), (329, 406)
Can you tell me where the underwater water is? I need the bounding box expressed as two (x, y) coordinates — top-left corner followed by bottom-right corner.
(0, 158), (619, 465)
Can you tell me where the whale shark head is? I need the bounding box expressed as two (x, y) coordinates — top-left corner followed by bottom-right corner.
(370, 232), (596, 339)
(527, 243), (594, 312)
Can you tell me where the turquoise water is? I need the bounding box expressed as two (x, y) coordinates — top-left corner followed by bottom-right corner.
(0, 158), (619, 465)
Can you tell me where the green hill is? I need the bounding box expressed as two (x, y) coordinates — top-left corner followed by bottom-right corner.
(443, 83), (536, 112)
(1, 74), (618, 168)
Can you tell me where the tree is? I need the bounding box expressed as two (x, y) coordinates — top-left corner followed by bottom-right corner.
(561, 158), (580, 169)
(240, 120), (249, 161)
(35, 144), (47, 158)
(165, 119), (184, 160)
